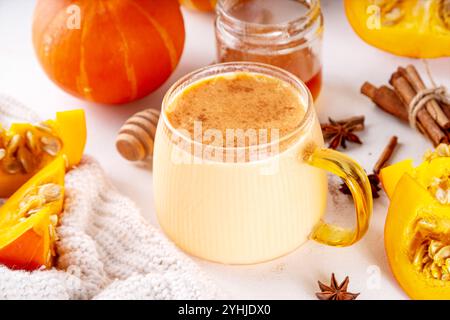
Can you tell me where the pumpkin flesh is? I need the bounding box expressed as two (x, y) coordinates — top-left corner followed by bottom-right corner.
(0, 110), (85, 198)
(0, 156), (65, 271)
(344, 0), (450, 58)
(384, 157), (450, 299)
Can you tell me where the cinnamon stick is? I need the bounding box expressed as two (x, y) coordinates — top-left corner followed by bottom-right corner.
(399, 65), (450, 130)
(361, 82), (409, 122)
(373, 136), (398, 174)
(441, 102), (450, 120)
(389, 72), (448, 146)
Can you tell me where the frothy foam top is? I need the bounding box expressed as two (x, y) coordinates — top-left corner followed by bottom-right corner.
(166, 72), (306, 148)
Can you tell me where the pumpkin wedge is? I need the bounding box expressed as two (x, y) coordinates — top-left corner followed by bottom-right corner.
(0, 110), (85, 198)
(0, 156), (65, 271)
(380, 158), (414, 199)
(383, 150), (450, 299)
(344, 0), (450, 58)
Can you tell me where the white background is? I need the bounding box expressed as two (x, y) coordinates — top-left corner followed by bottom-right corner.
(1, 0), (449, 299)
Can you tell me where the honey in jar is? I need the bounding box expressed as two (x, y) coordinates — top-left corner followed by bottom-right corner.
(215, 0), (324, 100)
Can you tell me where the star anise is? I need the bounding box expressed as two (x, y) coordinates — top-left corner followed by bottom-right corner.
(316, 273), (360, 300)
(339, 173), (382, 199)
(321, 116), (365, 150)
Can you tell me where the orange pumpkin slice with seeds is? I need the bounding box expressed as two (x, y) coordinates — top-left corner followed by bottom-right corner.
(383, 146), (450, 299)
(0, 156), (65, 271)
(344, 0), (450, 58)
(0, 109), (86, 198)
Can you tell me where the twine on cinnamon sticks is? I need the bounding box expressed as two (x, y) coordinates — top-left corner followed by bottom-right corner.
(408, 86), (450, 130)
(361, 64), (450, 146)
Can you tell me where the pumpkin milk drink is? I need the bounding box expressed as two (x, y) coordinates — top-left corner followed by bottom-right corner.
(153, 63), (373, 264)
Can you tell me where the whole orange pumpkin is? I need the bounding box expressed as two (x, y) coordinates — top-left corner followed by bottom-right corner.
(180, 0), (217, 12)
(32, 0), (185, 105)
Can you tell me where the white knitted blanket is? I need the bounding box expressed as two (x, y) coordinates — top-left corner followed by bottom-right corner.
(0, 95), (221, 300)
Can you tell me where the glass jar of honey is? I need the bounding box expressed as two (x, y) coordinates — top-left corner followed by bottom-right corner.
(215, 0), (324, 100)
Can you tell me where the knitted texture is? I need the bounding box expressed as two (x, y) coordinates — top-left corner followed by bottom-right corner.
(0, 157), (221, 300)
(0, 96), (221, 300)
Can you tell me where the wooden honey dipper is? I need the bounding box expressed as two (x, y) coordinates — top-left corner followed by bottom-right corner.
(116, 109), (160, 161)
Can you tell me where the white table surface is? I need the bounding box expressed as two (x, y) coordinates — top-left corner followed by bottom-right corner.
(1, 0), (449, 300)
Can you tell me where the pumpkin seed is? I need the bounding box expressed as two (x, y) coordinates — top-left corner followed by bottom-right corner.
(26, 208), (41, 216)
(0, 148), (5, 161)
(436, 143), (450, 157)
(413, 239), (450, 281)
(40, 136), (61, 156)
(413, 243), (427, 271)
(48, 224), (55, 239)
(3, 157), (22, 174)
(424, 144), (450, 161)
(17, 147), (35, 174)
(436, 188), (450, 205)
(375, 0), (404, 26)
(422, 255), (432, 265)
(50, 214), (58, 226)
(383, 7), (404, 26)
(19, 195), (45, 216)
(7, 134), (22, 155)
(34, 122), (53, 134)
(38, 183), (62, 203)
(48, 225), (58, 255)
(431, 262), (442, 279)
(428, 240), (445, 258)
(25, 130), (37, 153)
(423, 262), (432, 278)
(440, 0), (450, 29)
(417, 219), (437, 232)
(428, 173), (450, 204)
(434, 245), (450, 263)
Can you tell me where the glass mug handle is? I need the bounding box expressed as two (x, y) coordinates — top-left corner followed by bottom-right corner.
(304, 147), (373, 247)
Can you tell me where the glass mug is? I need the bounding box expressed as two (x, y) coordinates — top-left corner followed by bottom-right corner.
(153, 62), (372, 265)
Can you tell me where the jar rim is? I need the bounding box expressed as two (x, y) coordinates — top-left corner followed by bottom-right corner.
(216, 0), (321, 32)
(161, 62), (315, 155)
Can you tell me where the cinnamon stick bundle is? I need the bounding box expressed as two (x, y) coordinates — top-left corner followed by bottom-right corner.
(399, 66), (450, 130)
(361, 64), (449, 147)
(389, 71), (447, 146)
